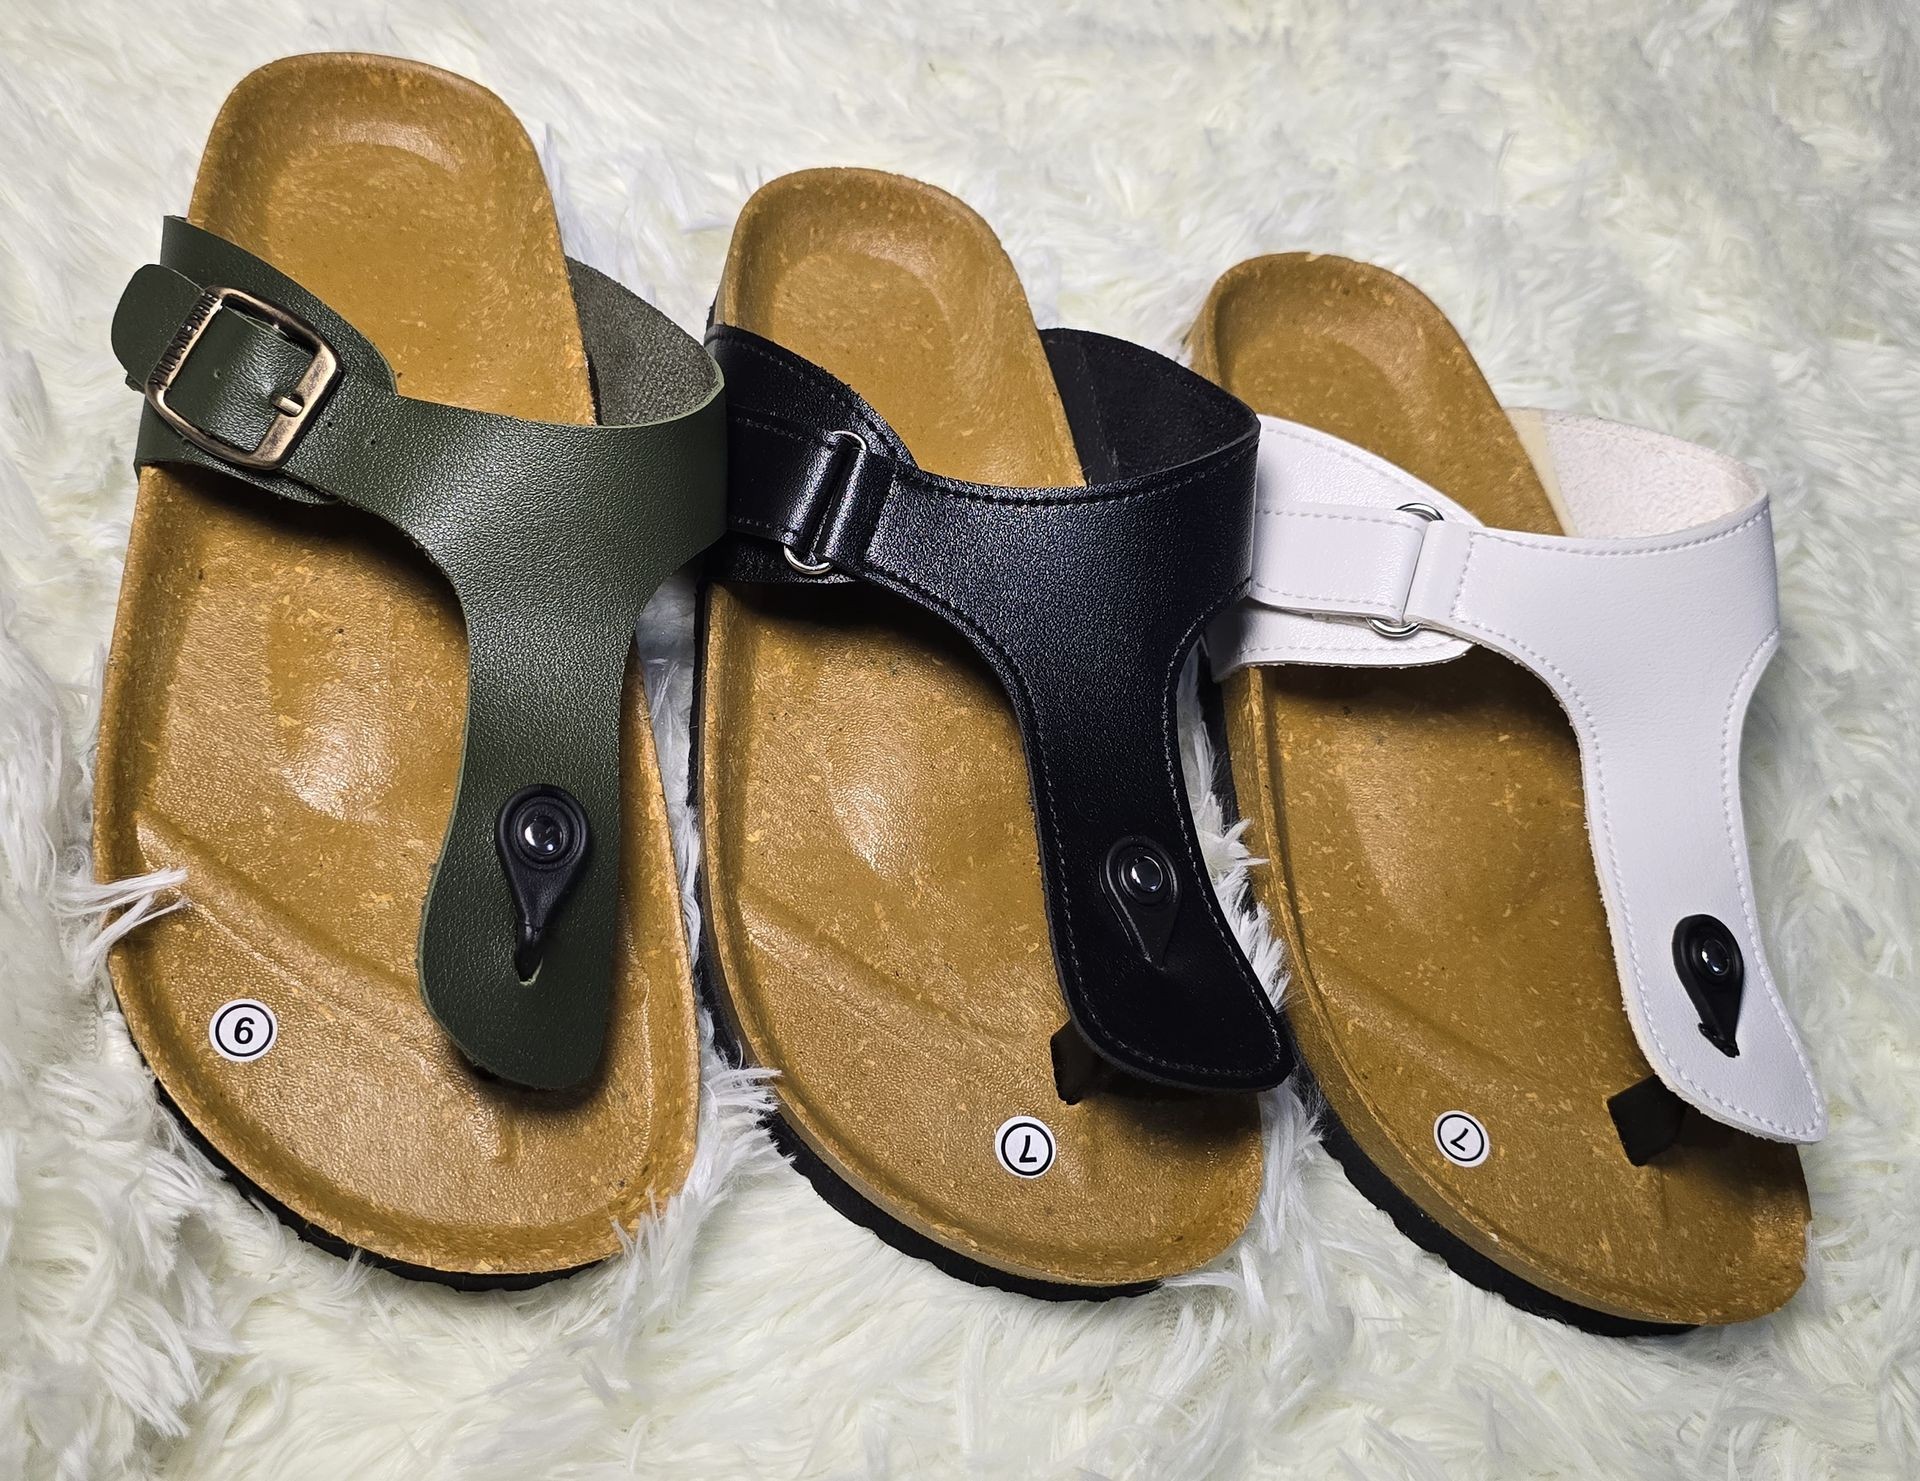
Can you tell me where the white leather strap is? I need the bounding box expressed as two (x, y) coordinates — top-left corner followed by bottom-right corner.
(1208, 420), (1479, 670)
(1211, 412), (1826, 1144)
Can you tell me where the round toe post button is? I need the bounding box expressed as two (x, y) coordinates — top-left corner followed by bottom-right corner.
(1672, 914), (1745, 1057)
(1433, 1110), (1489, 1168)
(494, 784), (592, 982)
(1101, 836), (1182, 964)
(1117, 844), (1168, 903)
(514, 799), (573, 863)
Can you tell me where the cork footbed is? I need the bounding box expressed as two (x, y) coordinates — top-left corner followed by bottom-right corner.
(93, 54), (698, 1281)
(1192, 255), (1808, 1327)
(699, 169), (1263, 1290)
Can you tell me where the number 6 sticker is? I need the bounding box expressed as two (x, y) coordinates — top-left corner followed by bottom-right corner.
(209, 999), (278, 1063)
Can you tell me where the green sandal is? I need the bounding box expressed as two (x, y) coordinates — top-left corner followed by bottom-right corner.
(96, 54), (723, 1284)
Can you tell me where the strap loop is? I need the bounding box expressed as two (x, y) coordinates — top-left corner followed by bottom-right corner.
(780, 428), (888, 573)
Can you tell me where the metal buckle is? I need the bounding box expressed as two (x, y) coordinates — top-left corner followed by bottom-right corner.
(1368, 501), (1445, 638)
(144, 286), (339, 471)
(782, 429), (869, 576)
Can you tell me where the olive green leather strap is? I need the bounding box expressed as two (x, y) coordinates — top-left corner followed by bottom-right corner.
(110, 218), (726, 1091)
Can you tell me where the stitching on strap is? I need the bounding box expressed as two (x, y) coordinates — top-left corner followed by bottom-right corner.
(860, 555), (1281, 1079)
(1445, 545), (1816, 1137)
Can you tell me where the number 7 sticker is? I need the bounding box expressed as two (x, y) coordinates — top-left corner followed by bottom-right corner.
(994, 1116), (1057, 1179)
(1433, 1110), (1490, 1168)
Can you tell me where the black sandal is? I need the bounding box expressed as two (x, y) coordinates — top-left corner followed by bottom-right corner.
(694, 167), (1289, 1297)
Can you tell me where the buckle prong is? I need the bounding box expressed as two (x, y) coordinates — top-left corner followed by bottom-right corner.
(144, 286), (339, 471)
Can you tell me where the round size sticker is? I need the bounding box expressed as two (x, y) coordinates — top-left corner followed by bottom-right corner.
(994, 1116), (1057, 1179)
(208, 999), (278, 1063)
(1433, 1110), (1489, 1168)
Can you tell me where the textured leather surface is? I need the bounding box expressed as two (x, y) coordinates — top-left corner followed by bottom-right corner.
(1192, 251), (1808, 1326)
(707, 323), (1289, 1091)
(111, 218), (726, 1090)
(1207, 418), (1480, 670)
(1213, 411), (1825, 1142)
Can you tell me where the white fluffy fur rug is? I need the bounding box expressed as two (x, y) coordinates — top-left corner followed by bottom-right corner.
(2, 1), (1915, 1476)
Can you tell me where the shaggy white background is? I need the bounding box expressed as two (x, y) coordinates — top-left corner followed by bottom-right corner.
(1, 1), (1915, 1476)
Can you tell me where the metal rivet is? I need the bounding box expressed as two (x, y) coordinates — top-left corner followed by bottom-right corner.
(1119, 847), (1168, 903)
(1677, 916), (1742, 987)
(516, 806), (569, 862)
(1692, 933), (1734, 981)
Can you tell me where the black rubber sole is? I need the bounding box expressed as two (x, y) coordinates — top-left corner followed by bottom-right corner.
(144, 1070), (583, 1291)
(1198, 678), (1691, 1339)
(690, 579), (1154, 1304)
(694, 945), (1154, 1303)
(1294, 1064), (1687, 1338)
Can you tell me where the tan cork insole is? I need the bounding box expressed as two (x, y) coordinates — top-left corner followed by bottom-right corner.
(94, 54), (698, 1280)
(699, 169), (1263, 1289)
(1193, 254), (1808, 1326)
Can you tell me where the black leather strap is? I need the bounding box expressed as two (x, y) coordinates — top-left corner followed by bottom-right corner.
(111, 219), (727, 1091)
(705, 324), (1291, 1092)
